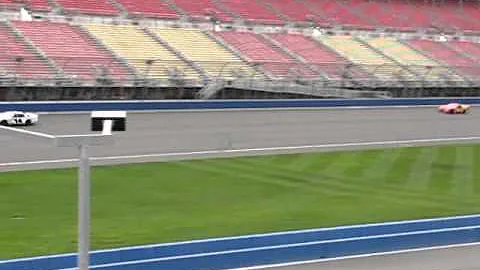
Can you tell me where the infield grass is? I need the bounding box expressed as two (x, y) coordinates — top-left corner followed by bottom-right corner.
(1, 144), (480, 259)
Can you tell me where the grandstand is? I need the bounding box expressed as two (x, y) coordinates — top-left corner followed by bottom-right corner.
(1, 0), (480, 100)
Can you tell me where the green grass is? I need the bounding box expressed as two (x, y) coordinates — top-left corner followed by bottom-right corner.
(1, 144), (480, 259)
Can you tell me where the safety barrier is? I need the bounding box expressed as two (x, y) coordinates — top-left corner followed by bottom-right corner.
(1, 98), (480, 112)
(1, 214), (479, 270)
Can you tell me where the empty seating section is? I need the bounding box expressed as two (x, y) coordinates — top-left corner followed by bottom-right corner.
(449, 41), (480, 62)
(267, 33), (365, 80)
(0, 24), (54, 79)
(315, 35), (409, 81)
(84, 24), (200, 80)
(262, 0), (313, 23)
(0, 0), (21, 9)
(152, 28), (258, 79)
(429, 3), (480, 32)
(115, 0), (178, 19)
(173, 0), (232, 22)
(26, 0), (51, 12)
(54, 0), (120, 16)
(364, 37), (463, 82)
(214, 31), (314, 78)
(303, 0), (374, 29)
(217, 0), (283, 25)
(0, 0), (51, 11)
(12, 21), (131, 81)
(406, 39), (480, 79)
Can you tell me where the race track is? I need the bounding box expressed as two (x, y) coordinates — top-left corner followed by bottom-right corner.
(1, 107), (480, 269)
(1, 107), (480, 171)
(258, 243), (480, 270)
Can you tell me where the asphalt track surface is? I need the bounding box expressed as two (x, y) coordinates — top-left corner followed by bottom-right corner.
(260, 244), (480, 270)
(1, 107), (480, 269)
(1, 107), (480, 171)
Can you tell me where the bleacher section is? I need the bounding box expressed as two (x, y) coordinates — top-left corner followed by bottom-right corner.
(54, 0), (120, 16)
(267, 33), (367, 81)
(406, 39), (480, 80)
(115, 0), (179, 19)
(2, 0), (480, 94)
(303, 0), (375, 29)
(261, 0), (313, 24)
(314, 35), (413, 82)
(12, 20), (132, 83)
(172, 0), (232, 22)
(84, 23), (201, 81)
(363, 37), (465, 83)
(217, 0), (284, 25)
(1, 0), (480, 33)
(214, 31), (317, 78)
(151, 28), (259, 79)
(1, 0), (52, 12)
(0, 22), (54, 80)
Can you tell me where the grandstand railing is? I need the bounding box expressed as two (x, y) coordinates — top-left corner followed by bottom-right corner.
(1, 57), (480, 89)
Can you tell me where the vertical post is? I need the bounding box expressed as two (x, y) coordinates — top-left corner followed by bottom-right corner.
(78, 143), (90, 270)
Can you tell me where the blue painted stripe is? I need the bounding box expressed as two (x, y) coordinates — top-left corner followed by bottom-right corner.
(2, 215), (480, 270)
(62, 226), (480, 270)
(1, 98), (480, 112)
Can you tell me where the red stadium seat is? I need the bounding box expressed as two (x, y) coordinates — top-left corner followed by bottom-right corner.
(213, 31), (317, 78)
(173, 0), (232, 22)
(407, 39), (480, 79)
(0, 24), (54, 79)
(267, 33), (369, 80)
(217, 0), (284, 25)
(54, 0), (120, 16)
(12, 21), (133, 83)
(115, 0), (179, 19)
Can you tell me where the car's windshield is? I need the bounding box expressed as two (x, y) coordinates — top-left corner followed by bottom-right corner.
(13, 114), (25, 117)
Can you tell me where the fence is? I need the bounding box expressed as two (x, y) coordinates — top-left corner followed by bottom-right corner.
(2, 58), (480, 89)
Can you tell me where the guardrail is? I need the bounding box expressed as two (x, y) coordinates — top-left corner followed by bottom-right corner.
(1, 98), (480, 112)
(1, 214), (479, 270)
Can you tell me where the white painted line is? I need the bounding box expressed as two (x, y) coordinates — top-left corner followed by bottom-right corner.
(225, 242), (480, 270)
(0, 125), (55, 139)
(1, 136), (480, 168)
(51, 225), (480, 269)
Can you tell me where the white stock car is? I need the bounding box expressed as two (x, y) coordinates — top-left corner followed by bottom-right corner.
(0, 111), (39, 126)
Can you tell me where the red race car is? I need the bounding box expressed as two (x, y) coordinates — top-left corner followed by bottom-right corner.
(438, 103), (471, 114)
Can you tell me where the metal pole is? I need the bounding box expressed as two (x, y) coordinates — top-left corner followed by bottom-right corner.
(78, 143), (90, 270)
